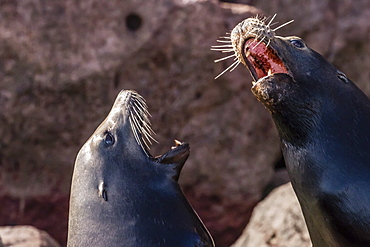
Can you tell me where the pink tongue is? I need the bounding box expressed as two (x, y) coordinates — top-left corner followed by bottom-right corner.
(244, 39), (288, 78)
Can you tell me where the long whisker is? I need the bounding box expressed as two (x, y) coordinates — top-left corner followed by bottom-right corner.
(214, 59), (239, 79)
(229, 60), (240, 72)
(270, 22), (279, 27)
(211, 49), (234, 53)
(127, 92), (157, 155)
(134, 100), (151, 117)
(252, 36), (266, 49)
(211, 44), (233, 48)
(266, 13), (277, 27)
(273, 19), (294, 31)
(216, 40), (232, 43)
(214, 54), (236, 63)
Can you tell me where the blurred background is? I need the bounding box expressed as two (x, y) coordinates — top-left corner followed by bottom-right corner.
(1, 0), (370, 246)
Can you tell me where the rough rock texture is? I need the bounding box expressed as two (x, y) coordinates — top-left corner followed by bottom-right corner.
(0, 1), (277, 246)
(2, 0), (370, 246)
(0, 226), (61, 247)
(232, 183), (311, 247)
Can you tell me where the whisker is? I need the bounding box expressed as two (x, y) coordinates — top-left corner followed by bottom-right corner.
(266, 38), (271, 48)
(273, 19), (294, 31)
(229, 60), (240, 72)
(127, 92), (157, 155)
(210, 48), (234, 52)
(215, 59), (239, 79)
(216, 40), (232, 43)
(131, 106), (144, 123)
(252, 36), (266, 49)
(266, 13), (277, 27)
(214, 54), (236, 63)
(129, 116), (143, 150)
(132, 99), (150, 117)
(132, 96), (150, 113)
(141, 127), (156, 143)
(270, 22), (279, 27)
(211, 44), (233, 48)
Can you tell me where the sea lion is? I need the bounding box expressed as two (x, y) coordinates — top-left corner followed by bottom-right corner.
(67, 90), (214, 247)
(213, 16), (370, 246)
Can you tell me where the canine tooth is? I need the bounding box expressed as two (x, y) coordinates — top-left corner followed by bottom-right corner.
(172, 139), (182, 149)
(268, 69), (272, 76)
(245, 50), (251, 57)
(252, 81), (257, 86)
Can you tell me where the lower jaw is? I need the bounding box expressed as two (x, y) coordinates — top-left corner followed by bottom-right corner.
(251, 74), (276, 87)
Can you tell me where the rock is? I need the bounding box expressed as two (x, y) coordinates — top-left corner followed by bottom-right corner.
(3, 1), (369, 246)
(0, 226), (61, 247)
(232, 183), (311, 247)
(0, 1), (279, 246)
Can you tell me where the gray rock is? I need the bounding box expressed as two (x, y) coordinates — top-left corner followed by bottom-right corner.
(0, 1), (278, 246)
(3, 0), (369, 246)
(0, 226), (60, 247)
(232, 183), (311, 247)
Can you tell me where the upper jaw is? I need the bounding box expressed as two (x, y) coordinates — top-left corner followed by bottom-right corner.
(241, 37), (291, 86)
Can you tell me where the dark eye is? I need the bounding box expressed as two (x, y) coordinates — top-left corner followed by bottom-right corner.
(290, 39), (305, 48)
(104, 132), (115, 146)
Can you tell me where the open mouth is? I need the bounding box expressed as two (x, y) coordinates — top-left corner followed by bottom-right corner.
(154, 139), (190, 164)
(243, 38), (289, 85)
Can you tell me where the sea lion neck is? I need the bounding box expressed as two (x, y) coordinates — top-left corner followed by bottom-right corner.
(218, 15), (370, 246)
(271, 102), (322, 146)
(249, 72), (321, 146)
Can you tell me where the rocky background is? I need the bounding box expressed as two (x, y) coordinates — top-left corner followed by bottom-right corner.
(1, 0), (370, 246)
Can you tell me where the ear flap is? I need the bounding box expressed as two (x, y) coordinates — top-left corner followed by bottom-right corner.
(156, 140), (190, 181)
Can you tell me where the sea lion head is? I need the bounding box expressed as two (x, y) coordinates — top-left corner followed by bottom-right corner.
(230, 15), (350, 107)
(75, 90), (189, 184)
(77, 90), (154, 167)
(213, 15), (359, 144)
(69, 90), (212, 246)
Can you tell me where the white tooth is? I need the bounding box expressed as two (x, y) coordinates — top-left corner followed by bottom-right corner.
(245, 50), (251, 57)
(268, 69), (272, 76)
(252, 81), (256, 86)
(174, 139), (182, 146)
(172, 139), (182, 149)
